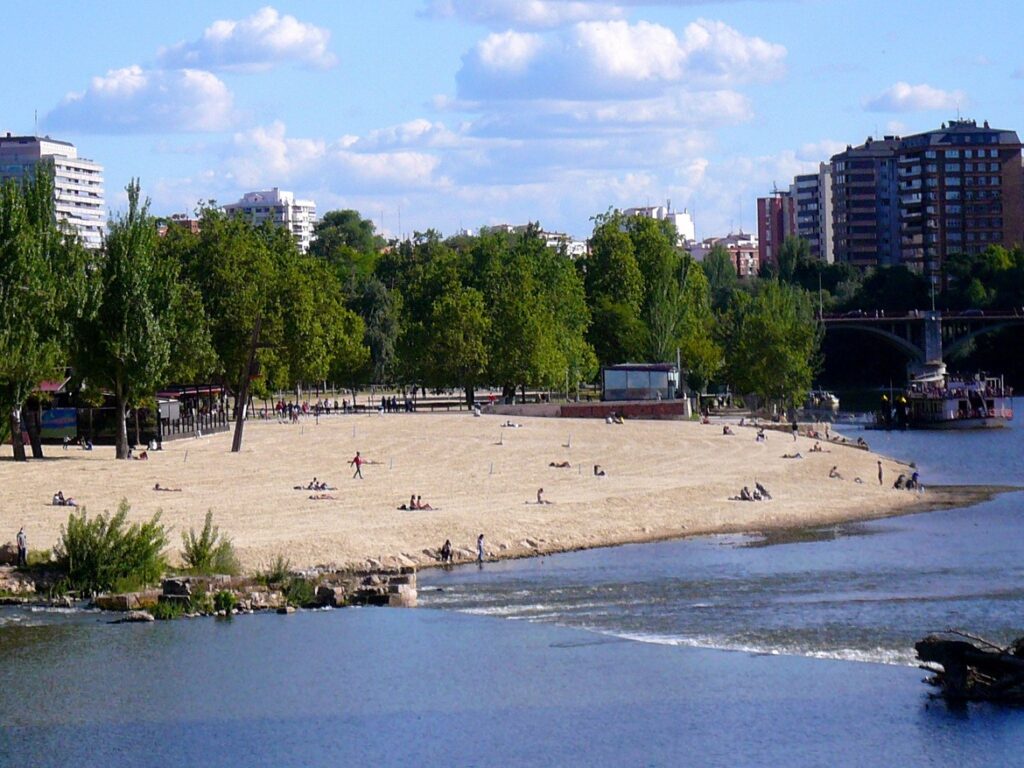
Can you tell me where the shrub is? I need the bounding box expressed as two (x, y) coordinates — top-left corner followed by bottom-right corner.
(261, 554), (291, 585)
(213, 589), (237, 613)
(181, 511), (240, 576)
(284, 577), (315, 608)
(53, 500), (168, 595)
(151, 600), (186, 620)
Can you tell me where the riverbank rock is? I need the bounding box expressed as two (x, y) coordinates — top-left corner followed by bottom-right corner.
(0, 544), (18, 566)
(122, 610), (155, 623)
(162, 577), (192, 597)
(277, 605), (296, 614)
(316, 585), (347, 608)
(94, 590), (161, 612)
(0, 567), (37, 595)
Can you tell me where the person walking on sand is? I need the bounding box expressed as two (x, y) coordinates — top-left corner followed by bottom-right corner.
(16, 527), (27, 567)
(349, 451), (364, 479)
(877, 460), (884, 486)
(477, 533), (485, 564)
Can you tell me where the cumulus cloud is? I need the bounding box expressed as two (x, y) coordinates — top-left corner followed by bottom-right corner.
(45, 65), (235, 133)
(865, 82), (966, 112)
(158, 6), (336, 71)
(423, 0), (623, 28)
(457, 18), (785, 100)
(224, 122), (445, 192)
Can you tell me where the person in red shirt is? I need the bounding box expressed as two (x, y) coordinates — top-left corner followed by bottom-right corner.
(349, 451), (364, 479)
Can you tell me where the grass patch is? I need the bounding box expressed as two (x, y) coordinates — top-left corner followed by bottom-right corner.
(284, 577), (315, 608)
(213, 590), (237, 613)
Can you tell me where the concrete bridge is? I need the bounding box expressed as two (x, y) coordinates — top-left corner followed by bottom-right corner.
(820, 310), (1024, 377)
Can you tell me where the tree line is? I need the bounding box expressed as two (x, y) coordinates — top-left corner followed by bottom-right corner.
(2, 173), (823, 461)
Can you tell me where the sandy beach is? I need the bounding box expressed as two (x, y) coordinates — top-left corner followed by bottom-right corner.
(0, 413), (942, 571)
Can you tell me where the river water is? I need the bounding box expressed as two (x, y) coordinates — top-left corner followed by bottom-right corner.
(1, 417), (1022, 766)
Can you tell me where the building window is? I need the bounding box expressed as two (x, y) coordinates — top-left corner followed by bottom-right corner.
(945, 150), (960, 158)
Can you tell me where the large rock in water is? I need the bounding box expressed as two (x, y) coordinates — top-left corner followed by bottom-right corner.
(316, 585), (347, 608)
(122, 610), (155, 622)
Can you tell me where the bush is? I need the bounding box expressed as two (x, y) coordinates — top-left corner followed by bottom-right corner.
(53, 500), (168, 595)
(261, 554), (291, 585)
(284, 577), (315, 608)
(213, 589), (237, 613)
(151, 600), (186, 620)
(181, 511), (240, 576)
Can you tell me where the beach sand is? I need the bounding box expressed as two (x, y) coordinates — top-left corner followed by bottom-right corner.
(0, 413), (936, 571)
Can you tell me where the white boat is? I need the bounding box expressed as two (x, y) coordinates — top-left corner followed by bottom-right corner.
(880, 373), (1013, 430)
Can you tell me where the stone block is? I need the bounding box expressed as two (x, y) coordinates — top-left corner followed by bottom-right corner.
(316, 585), (346, 608)
(162, 578), (192, 597)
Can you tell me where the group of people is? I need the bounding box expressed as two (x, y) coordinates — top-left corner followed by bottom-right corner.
(731, 482), (772, 502)
(605, 412), (625, 425)
(893, 471), (922, 490)
(438, 534), (486, 565)
(62, 436), (94, 451)
(51, 491), (77, 507)
(295, 478), (334, 491)
(398, 494), (435, 511)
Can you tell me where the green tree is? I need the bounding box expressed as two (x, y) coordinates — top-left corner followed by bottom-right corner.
(701, 245), (739, 312)
(0, 169), (89, 460)
(584, 211), (645, 364)
(422, 284), (490, 403)
(777, 236), (811, 283)
(75, 181), (209, 459)
(720, 281), (821, 410)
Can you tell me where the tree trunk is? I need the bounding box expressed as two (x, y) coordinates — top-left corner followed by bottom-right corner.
(115, 389), (130, 459)
(9, 406), (27, 462)
(25, 404), (44, 459)
(231, 317), (262, 453)
(465, 386), (475, 406)
(134, 408), (142, 448)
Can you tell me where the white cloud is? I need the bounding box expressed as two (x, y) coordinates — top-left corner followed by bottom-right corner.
(865, 82), (966, 112)
(158, 6), (336, 71)
(224, 122), (445, 193)
(457, 18), (785, 100)
(476, 30), (545, 72)
(423, 0), (623, 28)
(45, 65), (234, 133)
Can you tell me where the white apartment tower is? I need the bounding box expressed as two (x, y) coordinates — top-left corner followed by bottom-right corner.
(223, 188), (316, 253)
(623, 201), (696, 246)
(0, 133), (105, 249)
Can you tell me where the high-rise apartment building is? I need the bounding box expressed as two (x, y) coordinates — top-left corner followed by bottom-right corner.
(0, 133), (105, 249)
(897, 119), (1024, 281)
(793, 163), (833, 264)
(223, 188), (316, 253)
(830, 136), (902, 269)
(756, 190), (795, 269)
(623, 202), (696, 246)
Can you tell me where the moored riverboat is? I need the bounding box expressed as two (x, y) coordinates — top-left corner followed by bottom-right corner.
(875, 373), (1013, 430)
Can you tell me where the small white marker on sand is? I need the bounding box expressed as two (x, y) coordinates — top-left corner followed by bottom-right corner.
(184, 450), (188, 464)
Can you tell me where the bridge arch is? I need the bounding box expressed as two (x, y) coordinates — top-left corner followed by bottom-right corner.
(944, 320), (1024, 360)
(822, 323), (924, 364)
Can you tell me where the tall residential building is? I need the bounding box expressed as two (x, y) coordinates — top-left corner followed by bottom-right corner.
(0, 133), (105, 249)
(793, 163), (833, 263)
(756, 190), (795, 269)
(830, 136), (902, 269)
(623, 202), (696, 246)
(223, 188), (316, 252)
(897, 119), (1024, 281)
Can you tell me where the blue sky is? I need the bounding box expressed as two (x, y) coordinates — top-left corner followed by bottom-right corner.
(4, 1), (1023, 240)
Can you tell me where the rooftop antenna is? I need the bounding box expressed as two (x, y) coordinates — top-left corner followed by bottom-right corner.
(34, 109), (38, 137)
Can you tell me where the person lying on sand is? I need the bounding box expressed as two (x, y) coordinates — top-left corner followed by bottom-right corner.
(810, 442), (824, 452)
(829, 466), (843, 480)
(549, 461), (571, 468)
(502, 420), (522, 428)
(529, 488), (553, 505)
(308, 493), (337, 500)
(781, 452), (803, 459)
(154, 483), (182, 492)
(416, 495), (434, 510)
